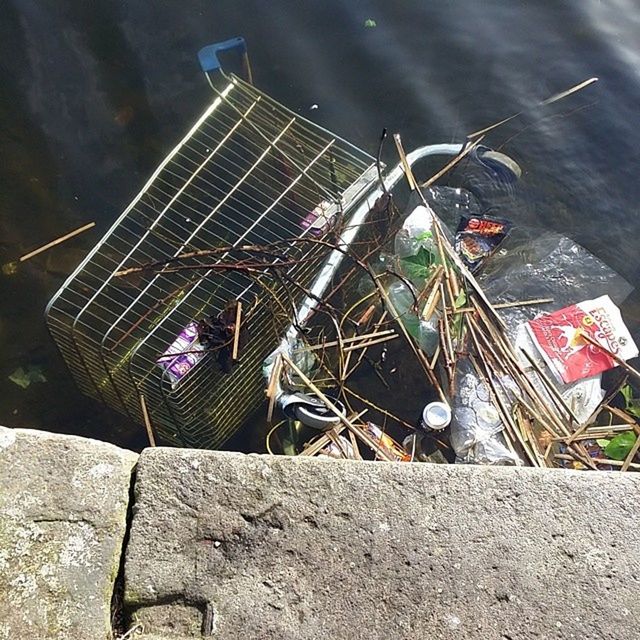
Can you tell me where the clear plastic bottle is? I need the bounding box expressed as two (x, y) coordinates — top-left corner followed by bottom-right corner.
(394, 204), (439, 261)
(386, 280), (439, 356)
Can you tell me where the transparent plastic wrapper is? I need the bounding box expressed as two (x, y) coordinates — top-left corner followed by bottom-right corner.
(405, 186), (482, 232)
(449, 358), (521, 466)
(480, 228), (632, 429)
(479, 229), (633, 336)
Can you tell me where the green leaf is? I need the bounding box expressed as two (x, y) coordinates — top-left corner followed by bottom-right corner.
(627, 405), (640, 419)
(415, 230), (433, 243)
(2, 261), (18, 276)
(8, 365), (47, 389)
(364, 18), (377, 28)
(618, 384), (640, 418)
(401, 246), (436, 281)
(399, 312), (420, 339)
(454, 289), (467, 309)
(596, 439), (611, 449)
(621, 384), (633, 405)
(604, 431), (637, 461)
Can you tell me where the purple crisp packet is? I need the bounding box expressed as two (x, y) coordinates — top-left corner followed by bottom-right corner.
(157, 321), (205, 385)
(301, 200), (334, 236)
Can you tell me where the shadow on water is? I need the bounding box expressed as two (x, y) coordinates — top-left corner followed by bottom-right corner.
(1, 0), (640, 451)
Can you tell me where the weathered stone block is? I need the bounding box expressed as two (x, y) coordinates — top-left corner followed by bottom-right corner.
(0, 426), (137, 640)
(125, 449), (640, 639)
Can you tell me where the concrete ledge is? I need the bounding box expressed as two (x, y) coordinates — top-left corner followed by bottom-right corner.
(124, 449), (640, 639)
(0, 427), (137, 640)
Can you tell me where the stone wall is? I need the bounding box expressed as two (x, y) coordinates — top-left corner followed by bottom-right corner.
(0, 426), (136, 640)
(1, 425), (640, 639)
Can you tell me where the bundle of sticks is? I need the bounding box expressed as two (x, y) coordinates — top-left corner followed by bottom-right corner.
(264, 77), (640, 470)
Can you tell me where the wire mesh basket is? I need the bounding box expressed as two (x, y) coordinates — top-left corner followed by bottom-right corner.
(46, 38), (462, 448)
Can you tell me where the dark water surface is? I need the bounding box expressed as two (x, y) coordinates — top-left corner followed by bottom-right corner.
(1, 0), (639, 450)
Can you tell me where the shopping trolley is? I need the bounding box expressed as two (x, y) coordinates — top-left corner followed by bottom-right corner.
(45, 37), (463, 448)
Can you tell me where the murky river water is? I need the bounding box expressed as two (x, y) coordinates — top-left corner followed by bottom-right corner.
(1, 0), (639, 450)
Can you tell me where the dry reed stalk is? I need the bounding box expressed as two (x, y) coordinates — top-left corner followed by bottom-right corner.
(375, 277), (447, 402)
(603, 405), (636, 425)
(280, 354), (396, 462)
(297, 329), (396, 352)
(519, 348), (580, 424)
(139, 395), (156, 447)
(445, 267), (459, 308)
(393, 133), (418, 191)
(578, 330), (640, 383)
(586, 424), (634, 433)
(265, 354), (283, 423)
(300, 426), (346, 457)
(565, 422), (589, 445)
(567, 376), (628, 444)
(232, 301), (243, 361)
(342, 333), (399, 353)
(555, 455), (640, 470)
(553, 451), (601, 470)
(421, 280), (443, 322)
(516, 407), (548, 466)
(593, 458), (640, 470)
(19, 222), (95, 262)
(467, 78), (598, 139)
(621, 433), (640, 471)
(343, 310), (391, 379)
(552, 426), (633, 441)
(419, 137), (484, 188)
(454, 298), (554, 314)
(416, 264), (445, 306)
(342, 386), (416, 430)
(327, 430), (353, 459)
(347, 429), (363, 460)
(432, 222), (453, 291)
(439, 284), (456, 362)
(339, 349), (353, 386)
(299, 410), (367, 457)
(429, 344), (441, 371)
(356, 304), (376, 326)
(544, 442), (553, 464)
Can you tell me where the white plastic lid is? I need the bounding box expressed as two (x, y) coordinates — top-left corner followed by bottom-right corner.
(422, 402), (452, 430)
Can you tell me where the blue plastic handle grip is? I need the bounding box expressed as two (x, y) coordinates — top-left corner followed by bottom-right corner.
(198, 37), (247, 73)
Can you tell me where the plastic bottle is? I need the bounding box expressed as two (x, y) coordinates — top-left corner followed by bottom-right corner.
(394, 204), (439, 261)
(386, 280), (439, 356)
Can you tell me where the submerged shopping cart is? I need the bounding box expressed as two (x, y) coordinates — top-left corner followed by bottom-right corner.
(46, 38), (463, 448)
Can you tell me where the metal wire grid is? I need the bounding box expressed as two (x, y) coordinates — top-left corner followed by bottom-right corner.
(46, 73), (377, 448)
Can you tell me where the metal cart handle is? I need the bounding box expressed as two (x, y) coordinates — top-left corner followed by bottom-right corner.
(198, 37), (247, 73)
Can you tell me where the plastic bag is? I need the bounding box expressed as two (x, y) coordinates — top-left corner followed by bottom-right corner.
(479, 229), (633, 335)
(478, 228), (632, 431)
(449, 358), (521, 466)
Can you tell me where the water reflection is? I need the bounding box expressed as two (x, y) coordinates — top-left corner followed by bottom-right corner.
(1, 0), (639, 450)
